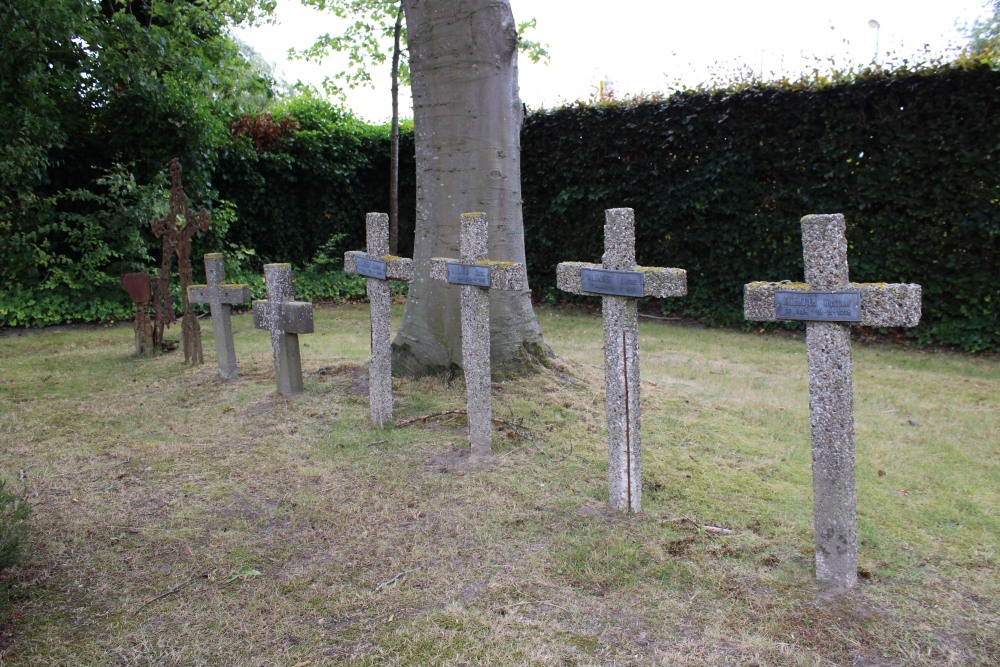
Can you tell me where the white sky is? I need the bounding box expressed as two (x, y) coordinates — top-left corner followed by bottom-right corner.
(234, 0), (992, 123)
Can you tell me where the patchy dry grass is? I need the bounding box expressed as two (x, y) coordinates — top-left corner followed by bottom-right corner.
(0, 304), (996, 666)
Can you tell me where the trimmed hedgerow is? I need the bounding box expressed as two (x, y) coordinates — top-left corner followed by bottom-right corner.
(521, 63), (999, 352)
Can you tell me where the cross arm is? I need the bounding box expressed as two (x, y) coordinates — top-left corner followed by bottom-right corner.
(429, 258), (527, 291)
(344, 251), (414, 282)
(252, 300), (315, 334)
(556, 262), (688, 298)
(187, 283), (251, 305)
(744, 281), (922, 327)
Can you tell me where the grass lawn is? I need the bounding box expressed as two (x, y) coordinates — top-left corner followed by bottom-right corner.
(0, 304), (997, 665)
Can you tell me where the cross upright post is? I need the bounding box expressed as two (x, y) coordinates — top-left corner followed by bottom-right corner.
(557, 208), (687, 512)
(744, 213), (921, 590)
(253, 264), (314, 396)
(345, 212), (414, 427)
(429, 213), (527, 462)
(187, 254), (251, 380)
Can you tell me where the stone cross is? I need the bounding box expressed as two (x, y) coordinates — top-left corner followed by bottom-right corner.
(429, 213), (527, 461)
(744, 213), (921, 590)
(121, 272), (155, 357)
(344, 212), (414, 427)
(556, 208), (687, 513)
(252, 264), (314, 396)
(187, 254), (251, 380)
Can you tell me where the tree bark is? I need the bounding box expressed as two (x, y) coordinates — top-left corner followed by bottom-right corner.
(392, 0), (548, 377)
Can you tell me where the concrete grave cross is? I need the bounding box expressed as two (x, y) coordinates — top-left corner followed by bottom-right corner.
(556, 208), (687, 513)
(744, 213), (921, 591)
(187, 254), (251, 380)
(252, 264), (315, 396)
(344, 212), (414, 427)
(429, 212), (527, 461)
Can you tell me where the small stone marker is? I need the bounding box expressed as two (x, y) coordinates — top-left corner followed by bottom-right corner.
(345, 212), (414, 427)
(187, 254), (251, 380)
(122, 272), (155, 357)
(557, 208), (687, 513)
(429, 213), (526, 461)
(253, 264), (314, 396)
(744, 213), (921, 590)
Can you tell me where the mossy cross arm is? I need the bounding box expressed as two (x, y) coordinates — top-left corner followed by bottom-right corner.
(744, 281), (921, 327)
(556, 262), (687, 298)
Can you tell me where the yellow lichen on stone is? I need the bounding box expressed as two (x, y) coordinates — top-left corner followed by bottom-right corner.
(461, 212), (486, 219)
(204, 252), (223, 259)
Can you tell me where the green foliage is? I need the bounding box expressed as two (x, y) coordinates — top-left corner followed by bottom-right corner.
(0, 477), (31, 620)
(965, 0), (1000, 65)
(521, 63), (1000, 352)
(0, 0), (279, 328)
(293, 0), (408, 98)
(215, 92), (416, 266)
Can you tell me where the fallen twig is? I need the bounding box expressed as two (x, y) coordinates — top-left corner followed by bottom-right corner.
(394, 409), (522, 430)
(702, 525), (733, 534)
(132, 575), (206, 615)
(395, 409), (467, 427)
(494, 599), (570, 614)
(374, 567), (419, 592)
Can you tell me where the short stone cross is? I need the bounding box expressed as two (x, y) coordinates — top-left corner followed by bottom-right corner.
(121, 272), (155, 357)
(187, 254), (251, 380)
(345, 212), (414, 427)
(744, 213), (921, 590)
(429, 212), (526, 461)
(253, 264), (315, 396)
(556, 208), (687, 513)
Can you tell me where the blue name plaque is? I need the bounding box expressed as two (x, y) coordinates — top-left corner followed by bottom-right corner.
(355, 257), (387, 280)
(446, 263), (491, 287)
(775, 290), (861, 322)
(581, 268), (645, 298)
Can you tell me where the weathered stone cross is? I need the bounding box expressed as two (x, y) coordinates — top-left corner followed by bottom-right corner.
(744, 213), (921, 590)
(253, 264), (315, 396)
(187, 253), (251, 380)
(557, 208), (687, 512)
(345, 212), (414, 427)
(429, 212), (526, 462)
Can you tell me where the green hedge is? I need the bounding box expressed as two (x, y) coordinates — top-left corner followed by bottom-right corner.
(521, 64), (1000, 351)
(215, 96), (416, 266)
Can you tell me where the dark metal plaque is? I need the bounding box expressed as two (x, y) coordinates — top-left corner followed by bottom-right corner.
(446, 263), (491, 287)
(581, 268), (645, 298)
(775, 290), (861, 322)
(355, 257), (387, 280)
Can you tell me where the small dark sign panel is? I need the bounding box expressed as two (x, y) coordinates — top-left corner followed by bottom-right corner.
(775, 290), (861, 322)
(447, 263), (491, 287)
(581, 268), (645, 298)
(355, 257), (387, 280)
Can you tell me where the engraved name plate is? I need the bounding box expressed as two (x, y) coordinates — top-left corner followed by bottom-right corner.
(446, 263), (491, 287)
(775, 290), (861, 322)
(355, 257), (387, 280)
(581, 268), (645, 298)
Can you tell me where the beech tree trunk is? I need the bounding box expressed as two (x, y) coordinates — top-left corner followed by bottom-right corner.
(392, 0), (548, 377)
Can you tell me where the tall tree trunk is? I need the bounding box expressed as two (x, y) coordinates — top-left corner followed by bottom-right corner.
(388, 4), (403, 255)
(392, 0), (548, 377)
